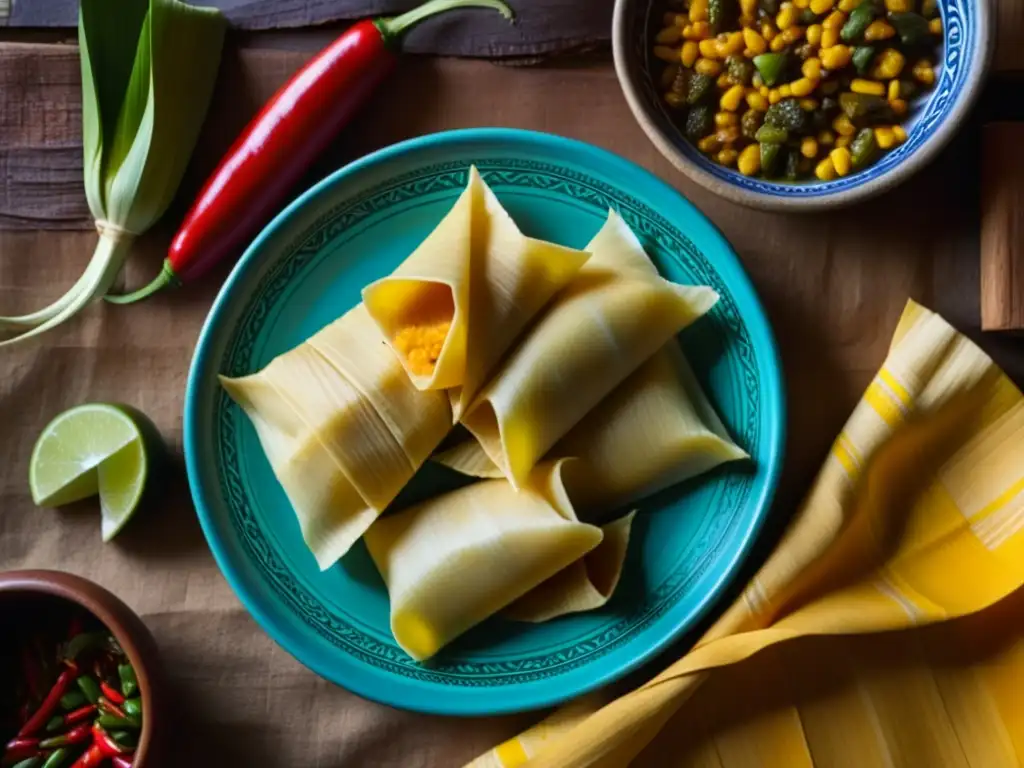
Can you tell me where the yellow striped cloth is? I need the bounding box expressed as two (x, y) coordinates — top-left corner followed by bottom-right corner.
(468, 300), (1024, 768)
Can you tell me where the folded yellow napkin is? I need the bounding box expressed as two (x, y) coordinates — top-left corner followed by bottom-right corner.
(468, 300), (1024, 768)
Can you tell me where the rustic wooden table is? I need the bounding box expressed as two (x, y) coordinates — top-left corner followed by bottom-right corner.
(0, 14), (1022, 766)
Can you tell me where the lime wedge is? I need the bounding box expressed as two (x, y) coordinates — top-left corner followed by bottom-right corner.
(29, 403), (163, 541)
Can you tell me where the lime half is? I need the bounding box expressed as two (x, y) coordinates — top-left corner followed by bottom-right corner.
(29, 403), (162, 542)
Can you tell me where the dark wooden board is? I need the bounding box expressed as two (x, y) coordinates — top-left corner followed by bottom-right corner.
(4, 0), (613, 57)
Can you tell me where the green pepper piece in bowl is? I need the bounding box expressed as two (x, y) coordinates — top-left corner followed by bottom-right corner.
(889, 12), (931, 44)
(753, 52), (788, 86)
(850, 127), (878, 168)
(841, 1), (876, 42)
(852, 45), (876, 74)
(760, 142), (783, 177)
(687, 73), (715, 105)
(839, 92), (893, 121)
(755, 124), (789, 144)
(686, 105), (715, 142)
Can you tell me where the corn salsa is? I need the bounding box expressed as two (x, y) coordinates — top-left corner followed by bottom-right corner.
(653, 0), (942, 180)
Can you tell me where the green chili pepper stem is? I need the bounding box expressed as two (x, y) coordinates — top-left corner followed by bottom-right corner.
(375, 0), (513, 47)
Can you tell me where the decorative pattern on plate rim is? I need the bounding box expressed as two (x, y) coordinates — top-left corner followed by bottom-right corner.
(214, 160), (762, 684)
(634, 0), (973, 196)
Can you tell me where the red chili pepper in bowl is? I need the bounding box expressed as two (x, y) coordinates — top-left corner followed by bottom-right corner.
(39, 722), (91, 750)
(2, 737), (40, 765)
(69, 744), (104, 768)
(45, 704), (96, 733)
(97, 684), (123, 707)
(17, 668), (78, 739)
(90, 726), (128, 758)
(95, 698), (127, 722)
(107, 0), (514, 304)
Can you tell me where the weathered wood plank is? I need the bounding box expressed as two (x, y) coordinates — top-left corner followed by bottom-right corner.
(6, 0), (614, 58)
(5, 0), (1022, 72)
(0, 43), (89, 229)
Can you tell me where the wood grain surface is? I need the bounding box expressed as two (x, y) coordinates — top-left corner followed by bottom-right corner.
(0, 41), (1022, 767)
(994, 0), (1024, 72)
(4, 0), (1022, 72)
(0, 44), (89, 230)
(981, 122), (1024, 331)
(4, 0), (613, 57)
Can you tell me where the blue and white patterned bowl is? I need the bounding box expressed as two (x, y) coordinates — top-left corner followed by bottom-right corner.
(612, 0), (991, 210)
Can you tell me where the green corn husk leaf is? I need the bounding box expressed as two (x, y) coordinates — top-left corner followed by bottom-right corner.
(0, 0), (225, 346)
(99, 0), (226, 231)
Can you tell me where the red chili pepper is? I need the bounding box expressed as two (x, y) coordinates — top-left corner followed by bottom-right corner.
(90, 726), (127, 758)
(98, 684), (124, 706)
(105, 0), (513, 305)
(3, 737), (40, 764)
(39, 723), (91, 750)
(69, 743), (105, 768)
(5, 737), (39, 752)
(48, 704), (97, 733)
(18, 668), (78, 738)
(96, 698), (127, 721)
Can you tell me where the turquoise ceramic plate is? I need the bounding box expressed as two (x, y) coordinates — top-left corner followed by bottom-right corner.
(184, 128), (784, 716)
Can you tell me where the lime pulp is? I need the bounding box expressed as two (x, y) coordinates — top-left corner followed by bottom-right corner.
(29, 403), (161, 541)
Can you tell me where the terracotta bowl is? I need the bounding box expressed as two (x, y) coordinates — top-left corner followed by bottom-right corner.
(612, 0), (991, 210)
(0, 570), (164, 767)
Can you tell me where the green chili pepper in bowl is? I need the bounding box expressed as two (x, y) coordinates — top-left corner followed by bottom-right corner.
(852, 45), (876, 74)
(850, 127), (878, 168)
(117, 664), (138, 698)
(841, 1), (876, 42)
